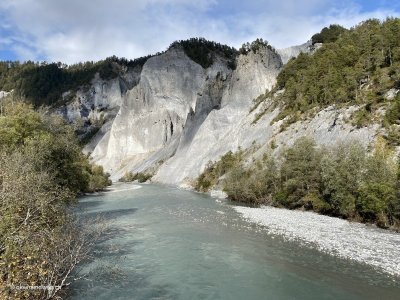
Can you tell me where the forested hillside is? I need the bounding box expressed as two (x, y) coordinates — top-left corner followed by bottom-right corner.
(0, 55), (151, 107)
(267, 18), (400, 134)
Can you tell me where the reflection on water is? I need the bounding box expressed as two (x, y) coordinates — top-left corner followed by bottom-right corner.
(70, 183), (400, 300)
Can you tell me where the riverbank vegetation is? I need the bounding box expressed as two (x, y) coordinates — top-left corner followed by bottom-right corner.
(198, 137), (400, 230)
(119, 171), (153, 183)
(119, 172), (153, 183)
(194, 150), (244, 192)
(0, 98), (111, 299)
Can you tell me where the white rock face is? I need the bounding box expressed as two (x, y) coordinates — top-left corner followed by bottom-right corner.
(0, 90), (10, 99)
(277, 41), (312, 64)
(91, 48), (227, 175)
(253, 105), (379, 160)
(155, 46), (282, 185)
(75, 41), (381, 185)
(58, 73), (131, 123)
(385, 88), (399, 100)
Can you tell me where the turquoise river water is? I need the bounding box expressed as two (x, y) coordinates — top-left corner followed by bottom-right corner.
(70, 183), (400, 300)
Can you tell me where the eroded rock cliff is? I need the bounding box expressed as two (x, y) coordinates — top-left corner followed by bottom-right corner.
(58, 40), (381, 186)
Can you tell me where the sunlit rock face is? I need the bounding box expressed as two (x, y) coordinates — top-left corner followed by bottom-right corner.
(90, 47), (225, 175)
(59, 71), (139, 123)
(0, 90), (10, 99)
(154, 45), (283, 185)
(277, 41), (312, 64)
(63, 40), (380, 185)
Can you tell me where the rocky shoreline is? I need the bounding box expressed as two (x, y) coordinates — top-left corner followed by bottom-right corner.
(234, 205), (400, 278)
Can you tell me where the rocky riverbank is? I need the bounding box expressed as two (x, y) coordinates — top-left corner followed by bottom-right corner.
(234, 205), (400, 278)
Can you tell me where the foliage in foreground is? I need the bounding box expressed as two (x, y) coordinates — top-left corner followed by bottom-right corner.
(220, 137), (400, 230)
(0, 100), (110, 299)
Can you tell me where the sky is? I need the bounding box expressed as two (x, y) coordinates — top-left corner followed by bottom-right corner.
(0, 0), (399, 64)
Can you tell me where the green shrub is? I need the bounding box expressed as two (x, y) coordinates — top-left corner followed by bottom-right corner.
(88, 165), (112, 192)
(137, 172), (153, 183)
(0, 100), (110, 299)
(320, 142), (366, 217)
(279, 138), (323, 206)
(119, 171), (152, 183)
(351, 105), (373, 128)
(300, 192), (331, 213)
(222, 136), (400, 229)
(0, 100), (111, 194)
(194, 150), (243, 192)
(384, 93), (400, 125)
(356, 138), (397, 224)
(311, 24), (348, 44)
(358, 182), (395, 224)
(384, 125), (400, 145)
(223, 155), (279, 204)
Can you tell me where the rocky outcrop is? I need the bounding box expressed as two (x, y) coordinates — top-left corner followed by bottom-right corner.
(0, 91), (10, 99)
(277, 41), (312, 64)
(90, 47), (233, 177)
(55, 65), (142, 147)
(154, 45), (283, 185)
(58, 70), (139, 123)
(56, 39), (381, 186)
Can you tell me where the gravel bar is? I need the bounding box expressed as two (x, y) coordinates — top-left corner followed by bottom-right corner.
(234, 205), (400, 277)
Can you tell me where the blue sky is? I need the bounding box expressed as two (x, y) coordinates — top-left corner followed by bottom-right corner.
(0, 0), (399, 64)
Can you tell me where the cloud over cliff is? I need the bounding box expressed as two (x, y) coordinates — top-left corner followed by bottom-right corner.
(0, 0), (399, 63)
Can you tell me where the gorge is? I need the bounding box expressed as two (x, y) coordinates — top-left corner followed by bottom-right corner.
(1, 19), (400, 299)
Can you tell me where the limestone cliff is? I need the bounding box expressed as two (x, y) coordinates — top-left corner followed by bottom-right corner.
(57, 40), (382, 186)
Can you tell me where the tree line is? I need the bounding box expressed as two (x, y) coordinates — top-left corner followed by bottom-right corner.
(0, 55), (153, 108)
(169, 37), (239, 69)
(195, 137), (400, 230)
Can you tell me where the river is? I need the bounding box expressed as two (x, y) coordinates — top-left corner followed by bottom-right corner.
(71, 183), (400, 300)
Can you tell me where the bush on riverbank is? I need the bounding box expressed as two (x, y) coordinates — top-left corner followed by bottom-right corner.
(194, 150), (243, 192)
(0, 99), (110, 299)
(220, 137), (400, 229)
(119, 171), (153, 183)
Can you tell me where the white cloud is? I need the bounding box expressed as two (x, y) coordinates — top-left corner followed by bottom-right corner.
(0, 0), (399, 63)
